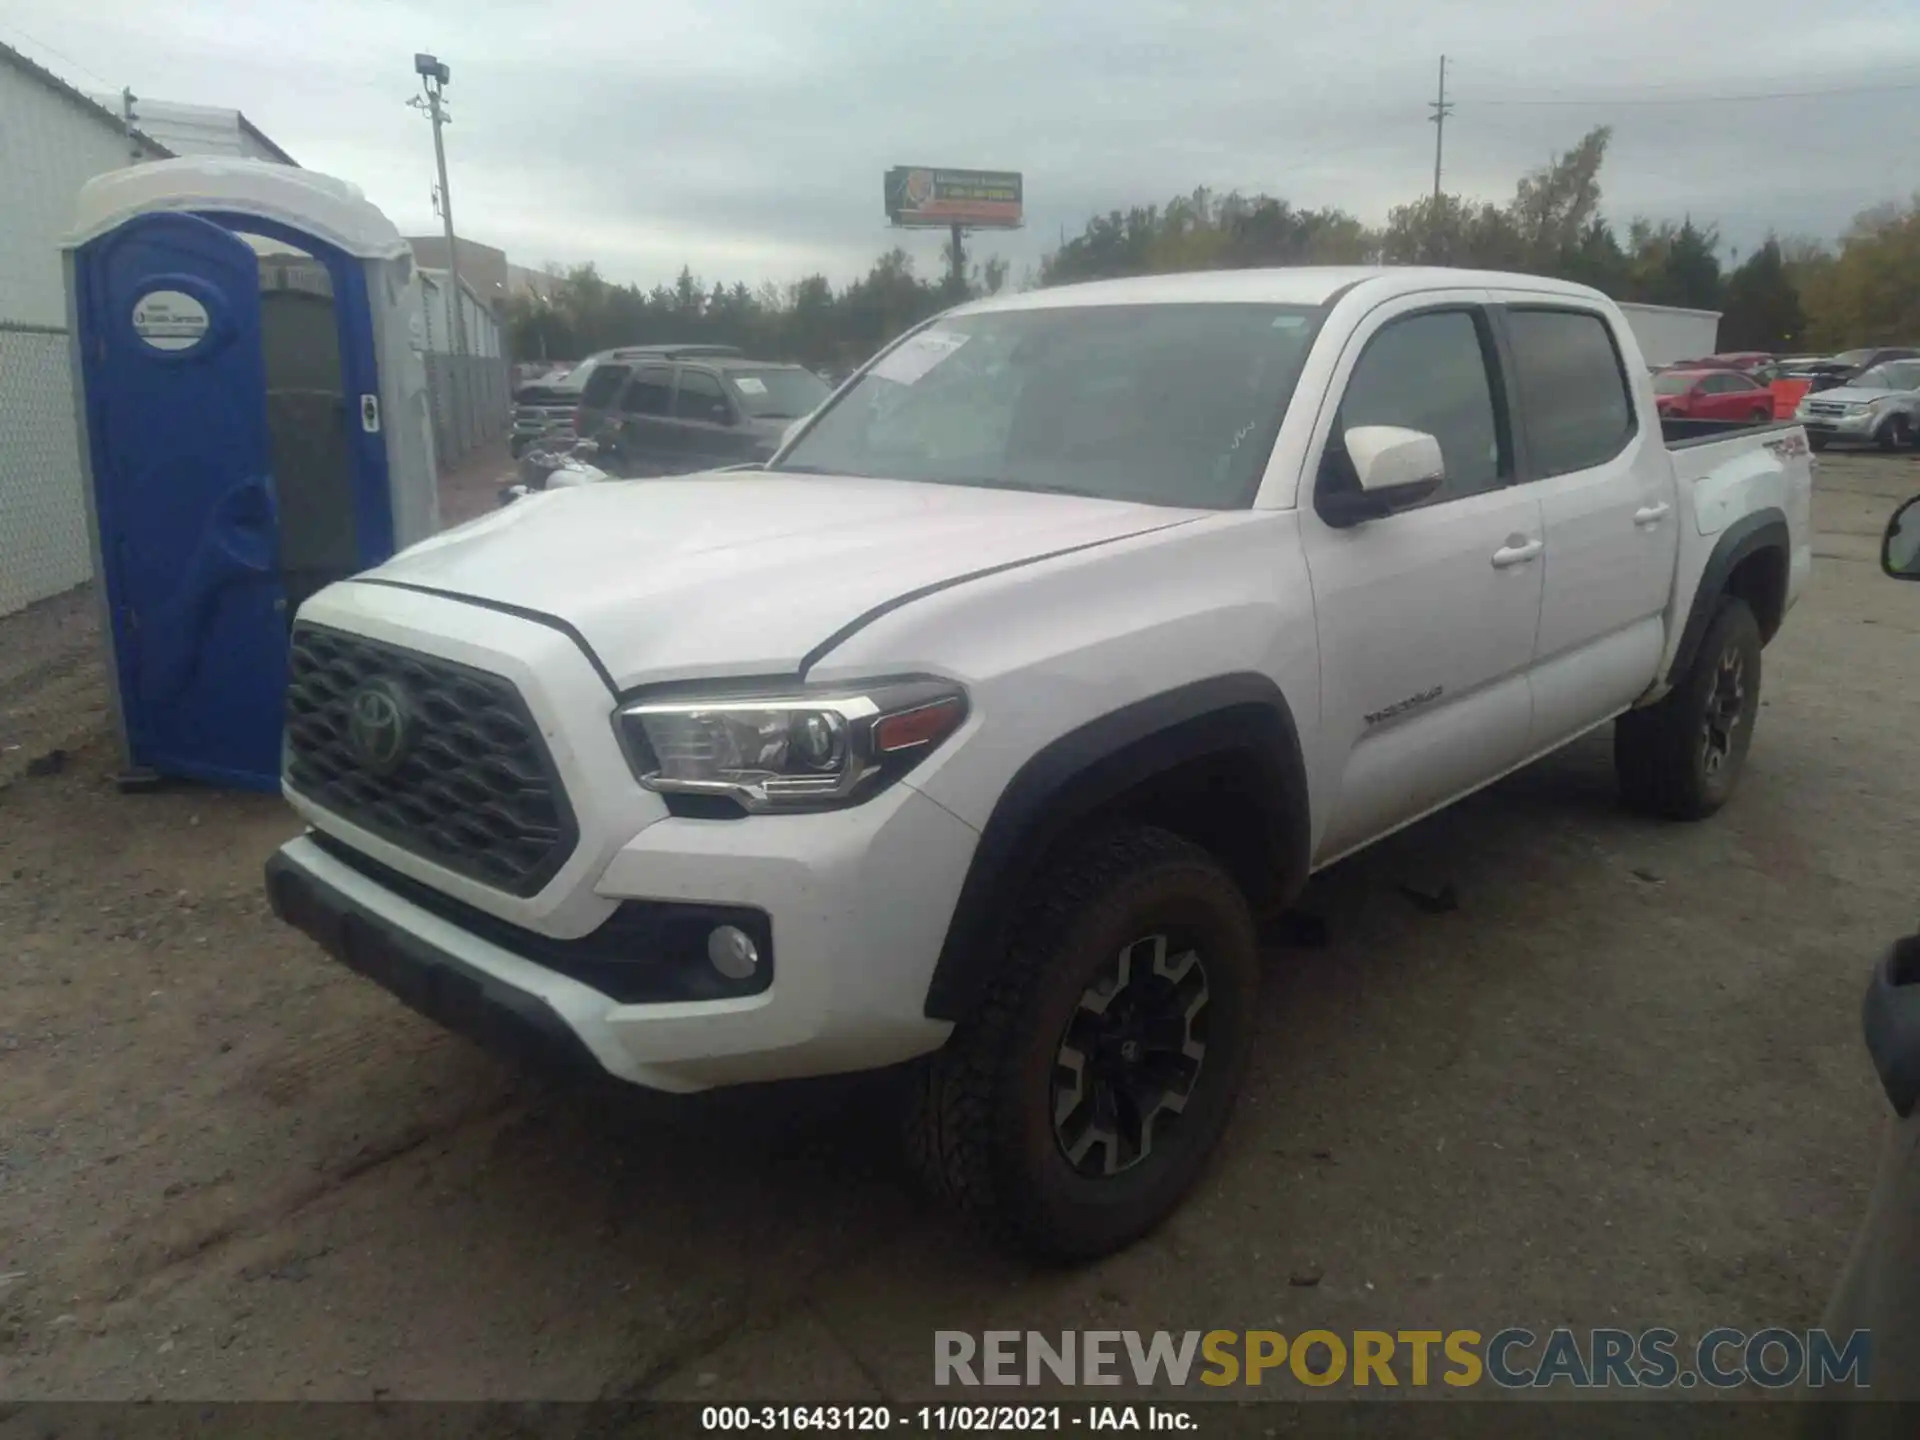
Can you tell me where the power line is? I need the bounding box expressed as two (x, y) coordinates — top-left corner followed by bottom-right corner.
(0, 19), (116, 90)
(1455, 78), (1920, 107)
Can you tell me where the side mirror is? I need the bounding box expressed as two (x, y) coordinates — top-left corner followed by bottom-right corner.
(1349, 425), (1445, 502)
(1885, 496), (1920, 580)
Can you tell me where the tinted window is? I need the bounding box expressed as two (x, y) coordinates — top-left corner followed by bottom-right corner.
(1725, 372), (1762, 391)
(1333, 309), (1504, 502)
(579, 363), (630, 409)
(728, 367), (830, 419)
(1504, 308), (1636, 478)
(777, 303), (1321, 508)
(621, 366), (673, 415)
(1881, 361), (1920, 390)
(672, 369), (731, 421)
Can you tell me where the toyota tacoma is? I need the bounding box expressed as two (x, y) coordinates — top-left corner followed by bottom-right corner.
(266, 267), (1813, 1259)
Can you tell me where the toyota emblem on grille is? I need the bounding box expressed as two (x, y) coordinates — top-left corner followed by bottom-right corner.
(346, 679), (412, 775)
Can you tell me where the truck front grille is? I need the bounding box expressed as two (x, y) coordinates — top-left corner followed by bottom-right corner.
(284, 624), (577, 896)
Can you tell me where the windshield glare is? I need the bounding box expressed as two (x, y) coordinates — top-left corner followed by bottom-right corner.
(728, 367), (831, 419)
(774, 303), (1320, 508)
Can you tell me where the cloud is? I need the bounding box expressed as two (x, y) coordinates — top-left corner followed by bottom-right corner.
(11, 0), (1920, 287)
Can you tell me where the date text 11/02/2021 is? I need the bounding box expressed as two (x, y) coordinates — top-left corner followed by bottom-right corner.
(702, 1406), (1191, 1432)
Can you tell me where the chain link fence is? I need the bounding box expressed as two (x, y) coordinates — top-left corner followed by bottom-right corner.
(422, 352), (510, 468)
(0, 323), (93, 618)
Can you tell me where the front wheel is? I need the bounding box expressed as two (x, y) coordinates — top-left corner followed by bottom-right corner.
(1615, 596), (1763, 820)
(1808, 431), (1829, 452)
(906, 825), (1258, 1261)
(1879, 416), (1911, 452)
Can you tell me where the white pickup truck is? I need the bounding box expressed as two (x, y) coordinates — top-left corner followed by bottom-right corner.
(266, 267), (1812, 1260)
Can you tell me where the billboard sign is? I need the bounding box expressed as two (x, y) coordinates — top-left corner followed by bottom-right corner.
(885, 167), (1024, 229)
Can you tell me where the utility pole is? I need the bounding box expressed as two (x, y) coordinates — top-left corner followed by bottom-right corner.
(410, 53), (470, 455)
(120, 86), (141, 164)
(949, 222), (967, 296)
(1429, 54), (1452, 206)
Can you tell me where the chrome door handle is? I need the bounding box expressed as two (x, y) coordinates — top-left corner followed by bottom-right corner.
(1634, 502), (1672, 527)
(1491, 538), (1543, 568)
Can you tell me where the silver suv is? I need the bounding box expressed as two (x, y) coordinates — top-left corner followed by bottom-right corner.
(1795, 358), (1920, 451)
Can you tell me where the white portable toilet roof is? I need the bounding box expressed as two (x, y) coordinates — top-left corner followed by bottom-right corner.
(65, 157), (408, 260)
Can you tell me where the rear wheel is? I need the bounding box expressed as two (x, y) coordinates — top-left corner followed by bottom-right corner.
(1615, 596), (1762, 820)
(906, 825), (1258, 1261)
(1751, 406), (1772, 422)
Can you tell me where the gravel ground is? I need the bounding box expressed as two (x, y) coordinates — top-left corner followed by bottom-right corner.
(0, 449), (1915, 1407)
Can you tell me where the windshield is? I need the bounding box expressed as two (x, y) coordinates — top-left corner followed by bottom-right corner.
(1653, 372), (1697, 395)
(774, 303), (1320, 508)
(1861, 361), (1920, 391)
(1832, 349), (1876, 367)
(728, 368), (831, 420)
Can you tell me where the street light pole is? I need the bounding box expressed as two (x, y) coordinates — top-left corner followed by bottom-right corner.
(409, 55), (469, 364)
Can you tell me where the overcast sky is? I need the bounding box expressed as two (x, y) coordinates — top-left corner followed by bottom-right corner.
(7, 0), (1919, 291)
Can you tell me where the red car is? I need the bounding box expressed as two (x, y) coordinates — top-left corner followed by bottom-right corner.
(1653, 367), (1776, 422)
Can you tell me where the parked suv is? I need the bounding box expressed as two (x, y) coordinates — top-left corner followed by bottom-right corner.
(511, 345), (748, 458)
(574, 351), (831, 476)
(1789, 347), (1920, 395)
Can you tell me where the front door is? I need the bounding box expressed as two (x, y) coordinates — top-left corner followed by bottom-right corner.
(80, 211), (286, 789)
(1298, 297), (1545, 865)
(666, 366), (759, 472)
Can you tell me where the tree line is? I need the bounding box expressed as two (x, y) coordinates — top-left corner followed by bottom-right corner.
(504, 127), (1920, 371)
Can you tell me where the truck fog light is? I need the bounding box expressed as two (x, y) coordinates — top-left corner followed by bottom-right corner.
(708, 924), (760, 980)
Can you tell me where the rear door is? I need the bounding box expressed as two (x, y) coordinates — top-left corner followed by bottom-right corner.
(1299, 294), (1546, 864)
(612, 365), (674, 475)
(1497, 302), (1679, 752)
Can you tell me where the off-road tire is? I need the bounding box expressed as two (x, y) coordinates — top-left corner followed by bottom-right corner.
(1615, 596), (1762, 820)
(905, 825), (1258, 1261)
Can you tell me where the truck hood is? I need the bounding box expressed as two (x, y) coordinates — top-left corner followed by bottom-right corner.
(355, 473), (1199, 687)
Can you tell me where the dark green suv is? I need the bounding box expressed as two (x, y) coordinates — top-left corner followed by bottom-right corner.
(573, 347), (832, 476)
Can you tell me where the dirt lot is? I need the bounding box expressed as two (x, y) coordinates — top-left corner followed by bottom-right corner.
(1, 450), (1916, 1405)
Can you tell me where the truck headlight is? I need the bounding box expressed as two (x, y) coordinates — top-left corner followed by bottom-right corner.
(615, 681), (968, 811)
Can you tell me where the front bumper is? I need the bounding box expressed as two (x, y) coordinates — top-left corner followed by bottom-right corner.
(1796, 408), (1881, 441)
(273, 579), (977, 1092)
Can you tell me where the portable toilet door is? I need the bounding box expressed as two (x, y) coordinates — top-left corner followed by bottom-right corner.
(64, 159), (437, 792)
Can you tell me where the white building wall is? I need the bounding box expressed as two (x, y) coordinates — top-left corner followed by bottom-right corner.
(1, 65), (140, 328)
(0, 60), (142, 614)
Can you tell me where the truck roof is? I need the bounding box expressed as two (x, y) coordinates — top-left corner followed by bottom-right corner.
(956, 266), (1612, 316)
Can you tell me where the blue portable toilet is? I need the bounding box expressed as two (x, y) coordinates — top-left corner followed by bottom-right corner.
(62, 159), (440, 792)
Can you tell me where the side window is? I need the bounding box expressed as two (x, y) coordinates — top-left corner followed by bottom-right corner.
(672, 369), (732, 423)
(1327, 308), (1505, 504)
(579, 363), (629, 409)
(1699, 374), (1733, 394)
(620, 366), (673, 416)
(1503, 308), (1637, 478)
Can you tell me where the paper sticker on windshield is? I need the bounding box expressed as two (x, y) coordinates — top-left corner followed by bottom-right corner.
(871, 330), (968, 385)
(734, 376), (768, 395)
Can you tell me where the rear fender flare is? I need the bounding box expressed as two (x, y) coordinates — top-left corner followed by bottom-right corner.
(1666, 509), (1788, 685)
